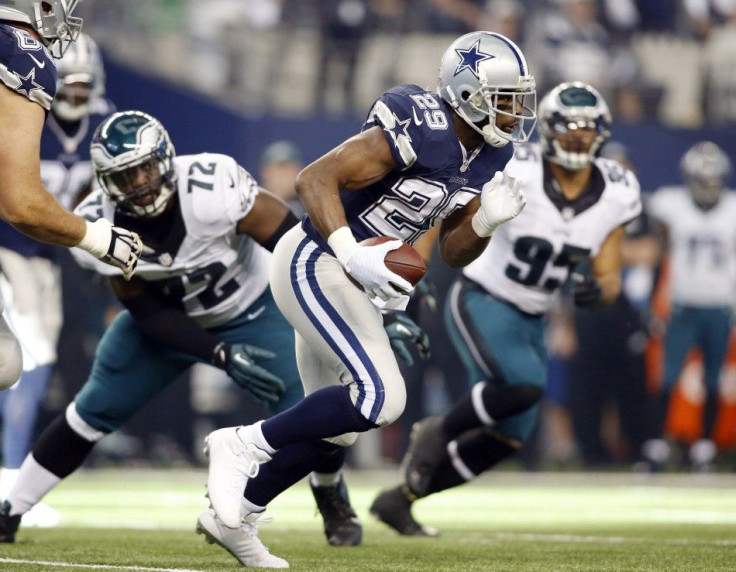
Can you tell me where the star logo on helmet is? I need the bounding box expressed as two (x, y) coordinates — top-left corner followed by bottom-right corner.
(454, 40), (494, 79)
(385, 111), (412, 148)
(14, 67), (43, 98)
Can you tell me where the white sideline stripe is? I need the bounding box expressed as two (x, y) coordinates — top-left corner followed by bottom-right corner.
(0, 558), (206, 572)
(486, 532), (736, 546)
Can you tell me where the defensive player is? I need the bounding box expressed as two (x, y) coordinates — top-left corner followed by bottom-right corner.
(643, 141), (736, 470)
(0, 111), (297, 561)
(0, 33), (112, 527)
(371, 81), (643, 535)
(202, 31), (541, 566)
(0, 1), (143, 389)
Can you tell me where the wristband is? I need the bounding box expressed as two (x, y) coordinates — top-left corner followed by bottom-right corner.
(76, 219), (111, 258)
(327, 226), (358, 262)
(471, 211), (494, 238)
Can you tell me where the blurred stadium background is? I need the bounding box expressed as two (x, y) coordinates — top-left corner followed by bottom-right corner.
(13, 0), (736, 478)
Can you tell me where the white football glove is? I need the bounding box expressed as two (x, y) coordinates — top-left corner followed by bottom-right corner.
(471, 171), (527, 238)
(328, 227), (413, 302)
(77, 218), (144, 280)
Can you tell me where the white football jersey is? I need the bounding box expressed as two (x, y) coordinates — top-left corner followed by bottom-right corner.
(464, 143), (642, 315)
(73, 153), (271, 328)
(647, 187), (736, 307)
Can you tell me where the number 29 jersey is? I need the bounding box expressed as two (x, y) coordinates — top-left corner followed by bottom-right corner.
(464, 143), (642, 315)
(73, 153), (271, 329)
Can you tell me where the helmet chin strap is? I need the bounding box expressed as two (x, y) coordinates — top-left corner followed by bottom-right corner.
(481, 122), (510, 148)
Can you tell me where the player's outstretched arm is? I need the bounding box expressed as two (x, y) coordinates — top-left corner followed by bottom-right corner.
(438, 171), (526, 268)
(0, 90), (143, 279)
(109, 276), (285, 405)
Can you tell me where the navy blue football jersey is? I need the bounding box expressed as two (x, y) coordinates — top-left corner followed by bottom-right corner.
(302, 84), (513, 252)
(0, 23), (56, 111)
(0, 98), (115, 260)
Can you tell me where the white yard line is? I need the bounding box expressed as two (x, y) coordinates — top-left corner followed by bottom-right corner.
(0, 558), (206, 572)
(475, 532), (736, 546)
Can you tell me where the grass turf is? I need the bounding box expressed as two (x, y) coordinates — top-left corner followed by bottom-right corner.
(1, 469), (735, 571)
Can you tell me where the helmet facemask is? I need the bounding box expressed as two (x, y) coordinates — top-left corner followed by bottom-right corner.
(53, 76), (93, 121)
(52, 33), (105, 121)
(539, 82), (611, 170)
(34, 0), (83, 58)
(438, 32), (536, 148)
(0, 1), (83, 57)
(681, 141), (732, 210)
(100, 154), (175, 218)
(92, 111), (177, 218)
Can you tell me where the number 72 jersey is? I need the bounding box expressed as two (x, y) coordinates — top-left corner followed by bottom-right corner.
(464, 143), (642, 315)
(72, 153), (271, 328)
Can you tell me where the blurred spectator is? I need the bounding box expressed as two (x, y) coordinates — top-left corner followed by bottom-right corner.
(642, 141), (736, 471)
(526, 0), (644, 121)
(259, 141), (306, 217)
(315, 0), (372, 113)
(702, 4), (736, 121)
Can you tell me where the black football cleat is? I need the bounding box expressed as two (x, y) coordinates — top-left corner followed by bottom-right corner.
(369, 486), (438, 537)
(402, 415), (448, 498)
(311, 475), (362, 546)
(0, 500), (21, 543)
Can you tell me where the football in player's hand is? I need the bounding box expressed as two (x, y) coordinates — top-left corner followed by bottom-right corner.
(361, 236), (426, 286)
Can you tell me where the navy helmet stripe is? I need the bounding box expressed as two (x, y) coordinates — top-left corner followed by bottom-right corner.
(489, 32), (526, 75)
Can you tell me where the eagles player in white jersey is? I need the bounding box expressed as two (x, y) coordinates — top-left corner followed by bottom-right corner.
(643, 141), (736, 470)
(0, 110), (323, 563)
(371, 81), (643, 536)
(202, 31), (540, 566)
(0, 33), (111, 528)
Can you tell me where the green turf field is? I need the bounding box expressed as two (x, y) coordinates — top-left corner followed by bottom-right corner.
(1, 468), (735, 571)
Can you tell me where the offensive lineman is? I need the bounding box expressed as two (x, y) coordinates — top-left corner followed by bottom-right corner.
(0, 1), (143, 389)
(371, 81), (643, 535)
(0, 111), (300, 564)
(0, 33), (113, 526)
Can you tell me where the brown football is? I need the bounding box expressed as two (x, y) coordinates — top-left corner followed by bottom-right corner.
(360, 236), (426, 286)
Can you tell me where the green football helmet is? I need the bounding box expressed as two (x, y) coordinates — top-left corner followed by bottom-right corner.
(91, 111), (177, 217)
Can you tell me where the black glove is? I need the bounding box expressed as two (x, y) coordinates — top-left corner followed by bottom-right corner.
(570, 261), (602, 308)
(383, 311), (431, 367)
(212, 342), (285, 406)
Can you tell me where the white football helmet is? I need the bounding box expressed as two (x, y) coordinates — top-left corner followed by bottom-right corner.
(0, 0), (83, 58)
(538, 82), (612, 171)
(680, 141), (732, 209)
(91, 111), (177, 218)
(52, 33), (105, 122)
(438, 31), (536, 148)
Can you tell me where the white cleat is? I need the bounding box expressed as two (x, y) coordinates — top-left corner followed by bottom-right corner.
(20, 502), (60, 528)
(204, 426), (271, 528)
(196, 508), (289, 569)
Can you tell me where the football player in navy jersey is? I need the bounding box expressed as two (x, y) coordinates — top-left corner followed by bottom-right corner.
(371, 82), (643, 536)
(202, 31), (540, 566)
(0, 32), (112, 528)
(0, 1), (143, 391)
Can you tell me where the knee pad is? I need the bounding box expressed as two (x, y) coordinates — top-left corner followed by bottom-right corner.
(324, 432), (359, 447)
(0, 320), (22, 390)
(66, 402), (106, 442)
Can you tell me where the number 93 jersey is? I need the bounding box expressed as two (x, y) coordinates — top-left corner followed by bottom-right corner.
(464, 143), (642, 315)
(73, 153), (271, 328)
